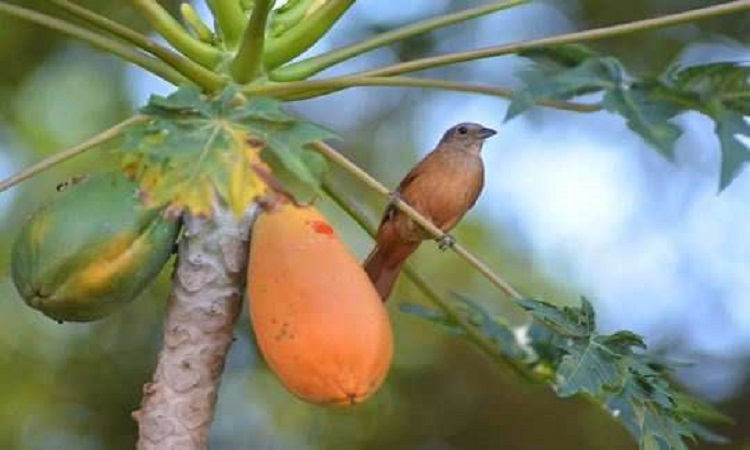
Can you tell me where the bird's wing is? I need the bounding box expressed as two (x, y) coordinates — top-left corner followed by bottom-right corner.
(378, 153), (434, 227)
(395, 161), (427, 193)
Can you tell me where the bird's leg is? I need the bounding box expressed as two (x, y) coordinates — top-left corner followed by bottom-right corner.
(438, 234), (455, 251)
(387, 190), (402, 205)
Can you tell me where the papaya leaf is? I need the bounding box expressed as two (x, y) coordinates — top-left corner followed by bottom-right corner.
(142, 84), (206, 113)
(713, 106), (750, 190)
(519, 298), (643, 396)
(517, 44), (601, 68)
(638, 405), (693, 450)
(255, 121), (337, 190)
(671, 391), (734, 426)
(506, 56), (617, 120)
(119, 86), (335, 217)
(686, 424), (730, 446)
(601, 85), (682, 159)
(508, 47), (680, 155)
(399, 295), (529, 361)
(525, 320), (565, 368)
(521, 297), (723, 450)
(398, 303), (466, 335)
(662, 63), (750, 116)
(515, 296), (596, 337)
(660, 63), (750, 189)
(555, 332), (644, 397)
(407, 292), (727, 450)
(511, 45), (750, 190)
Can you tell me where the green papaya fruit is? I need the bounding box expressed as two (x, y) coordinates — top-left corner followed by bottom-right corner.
(11, 172), (180, 322)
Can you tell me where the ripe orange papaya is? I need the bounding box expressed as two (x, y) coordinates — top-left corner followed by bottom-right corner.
(11, 172), (180, 322)
(247, 202), (393, 405)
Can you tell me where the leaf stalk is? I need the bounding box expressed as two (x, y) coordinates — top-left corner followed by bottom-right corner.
(131, 0), (223, 68)
(263, 0), (355, 71)
(269, 0), (528, 81)
(206, 0), (246, 48)
(50, 0), (223, 91)
(0, 116), (146, 193)
(230, 0), (274, 83)
(245, 75), (600, 112)
(353, 0), (750, 78)
(0, 3), (184, 84)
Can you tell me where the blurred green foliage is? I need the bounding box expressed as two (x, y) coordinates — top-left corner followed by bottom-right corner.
(0, 1), (748, 449)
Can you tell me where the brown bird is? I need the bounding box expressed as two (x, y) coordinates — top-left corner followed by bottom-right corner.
(364, 122), (496, 301)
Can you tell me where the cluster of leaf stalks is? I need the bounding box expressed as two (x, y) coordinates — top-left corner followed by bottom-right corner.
(0, 1), (748, 449)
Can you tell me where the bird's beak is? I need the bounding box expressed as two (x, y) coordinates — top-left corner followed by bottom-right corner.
(478, 127), (497, 139)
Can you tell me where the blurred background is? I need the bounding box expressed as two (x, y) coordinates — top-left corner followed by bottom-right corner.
(1, 0), (749, 449)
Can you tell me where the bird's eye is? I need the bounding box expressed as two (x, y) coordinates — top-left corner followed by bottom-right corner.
(457, 126), (468, 134)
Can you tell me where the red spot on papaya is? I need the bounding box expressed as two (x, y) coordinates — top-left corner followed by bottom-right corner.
(308, 220), (334, 236)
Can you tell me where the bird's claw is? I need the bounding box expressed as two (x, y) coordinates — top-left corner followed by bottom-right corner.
(438, 234), (455, 251)
(388, 191), (402, 204)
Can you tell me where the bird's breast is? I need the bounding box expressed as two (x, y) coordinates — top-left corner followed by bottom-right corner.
(400, 152), (484, 234)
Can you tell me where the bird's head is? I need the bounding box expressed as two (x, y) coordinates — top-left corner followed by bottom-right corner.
(440, 122), (496, 154)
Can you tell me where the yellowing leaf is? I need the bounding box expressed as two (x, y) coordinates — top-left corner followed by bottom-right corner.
(118, 86), (334, 218)
(220, 133), (270, 218)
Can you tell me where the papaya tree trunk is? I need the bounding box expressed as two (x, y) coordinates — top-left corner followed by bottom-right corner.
(133, 203), (258, 449)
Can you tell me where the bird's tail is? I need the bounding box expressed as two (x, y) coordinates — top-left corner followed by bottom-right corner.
(364, 238), (419, 301)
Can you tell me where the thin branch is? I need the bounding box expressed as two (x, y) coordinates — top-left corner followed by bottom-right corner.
(322, 179), (533, 378)
(0, 3), (184, 85)
(206, 0), (246, 48)
(49, 0), (223, 91)
(353, 0), (750, 78)
(263, 0), (355, 71)
(311, 141), (522, 299)
(0, 116), (145, 193)
(245, 75), (601, 113)
(230, 0), (273, 83)
(131, 0), (223, 68)
(269, 0), (529, 82)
